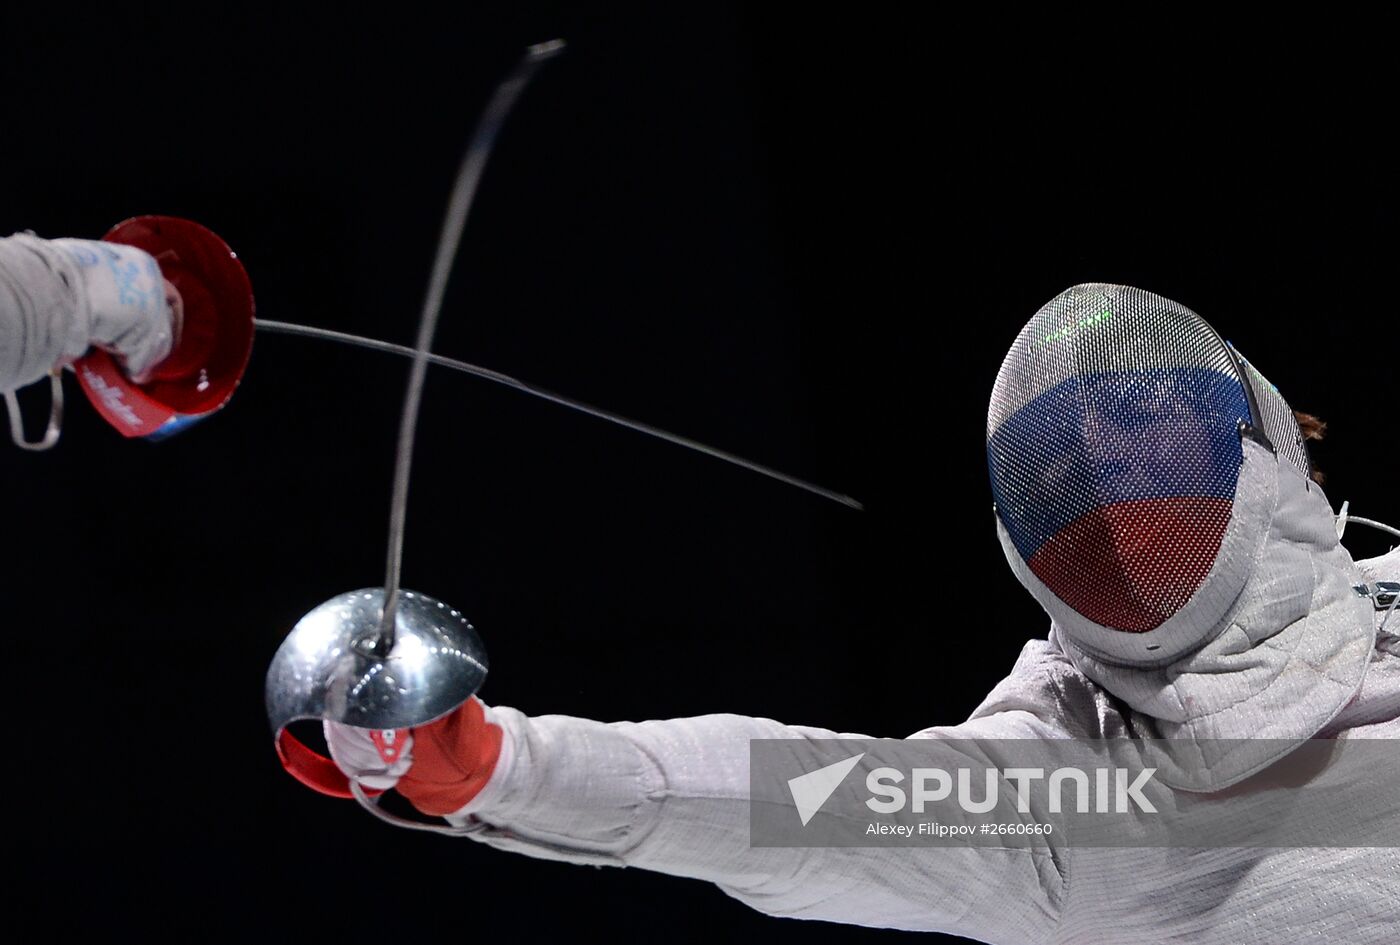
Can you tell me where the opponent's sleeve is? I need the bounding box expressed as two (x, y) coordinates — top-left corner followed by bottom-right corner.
(0, 234), (91, 392)
(447, 707), (1067, 940)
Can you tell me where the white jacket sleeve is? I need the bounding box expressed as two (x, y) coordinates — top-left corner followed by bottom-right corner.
(0, 234), (91, 392)
(0, 232), (175, 392)
(448, 708), (1066, 940)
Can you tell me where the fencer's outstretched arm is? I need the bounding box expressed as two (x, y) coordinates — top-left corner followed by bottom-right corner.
(317, 550), (1395, 942)
(325, 662), (1072, 941)
(0, 233), (176, 392)
(458, 708), (1064, 939)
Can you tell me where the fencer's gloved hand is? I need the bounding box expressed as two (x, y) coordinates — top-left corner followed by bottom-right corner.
(50, 239), (182, 383)
(324, 696), (505, 817)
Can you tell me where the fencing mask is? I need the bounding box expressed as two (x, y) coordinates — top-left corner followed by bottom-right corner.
(986, 284), (1373, 788)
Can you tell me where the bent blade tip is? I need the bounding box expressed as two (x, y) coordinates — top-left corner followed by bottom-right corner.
(529, 39), (567, 59)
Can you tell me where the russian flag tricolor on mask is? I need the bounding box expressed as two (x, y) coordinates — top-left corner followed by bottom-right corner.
(986, 285), (1253, 634)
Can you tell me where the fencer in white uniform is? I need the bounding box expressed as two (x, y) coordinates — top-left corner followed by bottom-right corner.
(317, 285), (1398, 944)
(4, 247), (1394, 941)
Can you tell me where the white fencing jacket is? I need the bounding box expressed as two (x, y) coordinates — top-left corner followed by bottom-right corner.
(449, 545), (1398, 943)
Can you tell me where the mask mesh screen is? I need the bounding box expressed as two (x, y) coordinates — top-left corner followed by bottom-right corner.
(988, 285), (1251, 633)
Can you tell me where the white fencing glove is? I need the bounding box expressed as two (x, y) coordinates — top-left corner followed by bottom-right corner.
(323, 723), (415, 791)
(50, 238), (182, 382)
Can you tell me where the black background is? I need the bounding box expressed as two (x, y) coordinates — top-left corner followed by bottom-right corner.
(1, 6), (1393, 943)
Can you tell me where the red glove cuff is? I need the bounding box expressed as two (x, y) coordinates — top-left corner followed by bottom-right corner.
(397, 697), (504, 817)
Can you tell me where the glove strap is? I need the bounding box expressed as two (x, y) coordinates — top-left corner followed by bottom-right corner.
(4, 372), (64, 451)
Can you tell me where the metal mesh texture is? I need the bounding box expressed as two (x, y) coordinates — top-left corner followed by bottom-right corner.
(1233, 348), (1312, 480)
(987, 285), (1253, 633)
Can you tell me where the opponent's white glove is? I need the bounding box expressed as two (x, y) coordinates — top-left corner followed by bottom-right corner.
(50, 239), (182, 382)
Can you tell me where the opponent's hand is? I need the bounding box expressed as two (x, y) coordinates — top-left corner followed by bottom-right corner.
(325, 697), (505, 816)
(50, 239), (181, 382)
